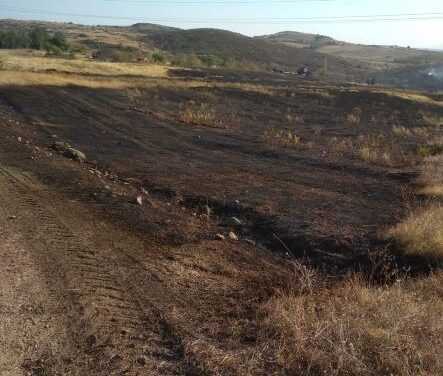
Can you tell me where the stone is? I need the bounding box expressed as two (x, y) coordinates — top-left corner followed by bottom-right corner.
(51, 141), (71, 152)
(215, 233), (225, 240)
(136, 195), (143, 206)
(63, 147), (87, 162)
(228, 232), (238, 241)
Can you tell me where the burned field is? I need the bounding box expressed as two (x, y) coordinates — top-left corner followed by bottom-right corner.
(0, 59), (442, 375)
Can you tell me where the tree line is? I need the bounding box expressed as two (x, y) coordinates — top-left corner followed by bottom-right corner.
(0, 27), (69, 53)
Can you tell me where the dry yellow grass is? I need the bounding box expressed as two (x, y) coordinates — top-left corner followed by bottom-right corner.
(179, 102), (222, 127)
(417, 155), (443, 197)
(0, 51), (167, 78)
(419, 185), (443, 197)
(259, 272), (443, 376)
(377, 89), (443, 108)
(263, 128), (301, 147)
(388, 153), (443, 261)
(388, 204), (443, 261)
(345, 107), (362, 126)
(0, 71), (140, 89)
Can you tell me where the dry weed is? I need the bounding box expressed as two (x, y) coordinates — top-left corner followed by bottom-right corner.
(345, 107), (362, 126)
(179, 102), (222, 127)
(263, 128), (301, 147)
(387, 202), (443, 262)
(260, 273), (443, 375)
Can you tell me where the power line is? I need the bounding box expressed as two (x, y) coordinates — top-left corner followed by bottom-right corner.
(104, 0), (335, 5)
(2, 6), (443, 24)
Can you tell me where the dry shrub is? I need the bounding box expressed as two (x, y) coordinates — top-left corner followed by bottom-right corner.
(263, 128), (301, 147)
(392, 125), (413, 137)
(345, 107), (362, 126)
(356, 135), (395, 166)
(328, 137), (354, 157)
(421, 112), (443, 127)
(417, 155), (443, 197)
(179, 102), (221, 127)
(259, 273), (443, 376)
(359, 145), (392, 165)
(328, 133), (414, 166)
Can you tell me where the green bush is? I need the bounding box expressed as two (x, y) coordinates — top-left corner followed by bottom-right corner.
(0, 27), (70, 52)
(151, 52), (166, 64)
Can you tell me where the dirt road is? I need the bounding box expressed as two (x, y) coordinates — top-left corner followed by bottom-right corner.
(0, 157), (190, 375)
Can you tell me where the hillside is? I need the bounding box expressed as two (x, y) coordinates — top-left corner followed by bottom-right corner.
(146, 28), (367, 79)
(258, 30), (338, 48)
(0, 20), (368, 81)
(259, 30), (443, 71)
(3, 19), (443, 88)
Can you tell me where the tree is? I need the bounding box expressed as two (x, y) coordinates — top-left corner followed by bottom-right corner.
(50, 31), (69, 51)
(0, 27), (69, 52)
(29, 27), (49, 50)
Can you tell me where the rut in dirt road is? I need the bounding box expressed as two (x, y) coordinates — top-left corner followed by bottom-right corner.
(0, 163), (188, 375)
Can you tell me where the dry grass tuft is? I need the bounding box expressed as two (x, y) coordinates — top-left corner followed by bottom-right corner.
(345, 107), (362, 126)
(421, 112), (443, 127)
(387, 203), (443, 261)
(387, 150), (443, 264)
(417, 144), (443, 158)
(263, 128), (301, 147)
(356, 134), (396, 166)
(358, 145), (392, 165)
(419, 185), (443, 197)
(259, 273), (443, 375)
(417, 155), (443, 197)
(179, 102), (222, 127)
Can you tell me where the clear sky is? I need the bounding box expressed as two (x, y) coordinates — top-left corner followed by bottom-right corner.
(1, 0), (443, 48)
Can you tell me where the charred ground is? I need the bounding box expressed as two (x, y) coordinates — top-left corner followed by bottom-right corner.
(0, 50), (442, 375)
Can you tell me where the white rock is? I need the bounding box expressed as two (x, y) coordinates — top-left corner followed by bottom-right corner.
(228, 232), (239, 241)
(136, 195), (143, 206)
(215, 233), (225, 240)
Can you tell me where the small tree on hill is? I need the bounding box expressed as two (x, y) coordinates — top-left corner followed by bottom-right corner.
(29, 27), (49, 50)
(50, 31), (69, 51)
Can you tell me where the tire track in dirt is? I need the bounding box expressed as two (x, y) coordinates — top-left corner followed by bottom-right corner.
(0, 163), (187, 375)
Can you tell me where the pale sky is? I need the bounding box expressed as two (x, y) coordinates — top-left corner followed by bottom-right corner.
(1, 0), (442, 48)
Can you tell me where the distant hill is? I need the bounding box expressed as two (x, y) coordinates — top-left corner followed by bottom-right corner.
(125, 23), (180, 33)
(144, 28), (366, 80)
(258, 31), (338, 49)
(4, 18), (443, 89)
(258, 30), (443, 72)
